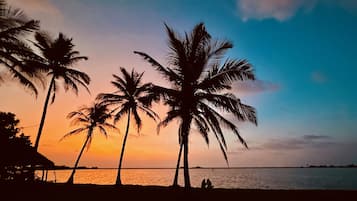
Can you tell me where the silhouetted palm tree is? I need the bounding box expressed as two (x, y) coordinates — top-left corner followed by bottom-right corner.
(28, 32), (90, 151)
(61, 102), (116, 184)
(0, 0), (41, 95)
(96, 67), (159, 186)
(135, 23), (257, 188)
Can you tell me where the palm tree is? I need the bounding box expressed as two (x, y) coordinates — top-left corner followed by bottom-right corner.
(135, 23), (257, 188)
(0, 0), (41, 95)
(28, 32), (90, 151)
(96, 67), (159, 186)
(61, 102), (117, 184)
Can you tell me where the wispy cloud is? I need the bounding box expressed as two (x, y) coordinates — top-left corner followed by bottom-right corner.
(237, 0), (357, 21)
(331, 0), (357, 14)
(7, 0), (61, 16)
(311, 71), (327, 84)
(258, 134), (334, 150)
(237, 0), (315, 21)
(233, 80), (280, 95)
(303, 134), (331, 140)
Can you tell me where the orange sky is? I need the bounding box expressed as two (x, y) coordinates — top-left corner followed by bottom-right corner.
(0, 0), (262, 168)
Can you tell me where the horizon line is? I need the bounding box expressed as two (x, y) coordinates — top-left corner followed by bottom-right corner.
(54, 164), (357, 169)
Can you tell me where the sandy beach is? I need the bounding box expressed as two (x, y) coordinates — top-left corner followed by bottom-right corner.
(2, 183), (356, 201)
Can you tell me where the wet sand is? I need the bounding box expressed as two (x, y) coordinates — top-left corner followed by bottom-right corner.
(1, 183), (356, 201)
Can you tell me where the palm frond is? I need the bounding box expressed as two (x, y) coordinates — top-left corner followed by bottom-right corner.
(33, 31), (52, 51)
(63, 75), (79, 94)
(157, 109), (180, 134)
(198, 59), (255, 92)
(1, 60), (38, 96)
(65, 56), (88, 66)
(60, 127), (88, 141)
(207, 40), (233, 61)
(132, 107), (142, 132)
(165, 23), (187, 71)
(213, 129), (229, 165)
(138, 105), (159, 121)
(193, 117), (209, 146)
(198, 102), (231, 147)
(200, 101), (248, 148)
(134, 51), (179, 81)
(0, 20), (39, 38)
(102, 122), (118, 132)
(113, 104), (130, 124)
(65, 68), (90, 86)
(98, 126), (108, 138)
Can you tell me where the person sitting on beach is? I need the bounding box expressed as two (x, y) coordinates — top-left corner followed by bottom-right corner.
(206, 178), (213, 189)
(201, 179), (206, 189)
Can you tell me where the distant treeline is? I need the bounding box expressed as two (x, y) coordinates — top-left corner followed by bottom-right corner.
(305, 164), (357, 168)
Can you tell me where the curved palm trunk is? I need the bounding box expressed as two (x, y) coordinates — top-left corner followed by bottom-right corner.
(183, 136), (190, 188)
(67, 127), (93, 184)
(34, 75), (55, 151)
(115, 110), (131, 186)
(181, 116), (192, 188)
(172, 140), (183, 186)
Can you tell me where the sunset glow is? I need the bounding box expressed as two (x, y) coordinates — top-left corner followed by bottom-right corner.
(1, 0), (357, 169)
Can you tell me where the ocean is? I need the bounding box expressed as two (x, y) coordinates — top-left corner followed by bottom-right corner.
(37, 168), (357, 189)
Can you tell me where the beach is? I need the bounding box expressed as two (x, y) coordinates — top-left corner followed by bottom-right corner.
(2, 183), (356, 201)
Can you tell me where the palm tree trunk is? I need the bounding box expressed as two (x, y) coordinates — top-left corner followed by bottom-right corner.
(181, 116), (192, 188)
(115, 109), (131, 186)
(183, 135), (190, 188)
(172, 141), (183, 186)
(34, 75), (55, 151)
(67, 127), (93, 184)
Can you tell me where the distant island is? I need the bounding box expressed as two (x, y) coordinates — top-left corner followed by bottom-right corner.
(49, 165), (99, 170)
(304, 164), (357, 168)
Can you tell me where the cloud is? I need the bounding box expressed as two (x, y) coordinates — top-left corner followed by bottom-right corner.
(237, 0), (315, 21)
(331, 0), (357, 13)
(237, 0), (357, 21)
(311, 71), (327, 84)
(258, 134), (334, 150)
(7, 0), (61, 16)
(303, 134), (331, 140)
(233, 80), (280, 95)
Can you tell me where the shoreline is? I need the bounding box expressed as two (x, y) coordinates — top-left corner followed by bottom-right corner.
(2, 183), (357, 201)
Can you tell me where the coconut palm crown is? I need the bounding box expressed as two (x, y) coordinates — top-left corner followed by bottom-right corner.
(62, 102), (117, 184)
(96, 67), (159, 186)
(29, 31), (90, 151)
(135, 23), (257, 188)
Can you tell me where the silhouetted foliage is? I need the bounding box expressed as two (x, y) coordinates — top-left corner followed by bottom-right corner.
(135, 23), (257, 188)
(27, 31), (90, 151)
(0, 111), (53, 182)
(61, 102), (117, 184)
(96, 67), (159, 186)
(0, 0), (42, 95)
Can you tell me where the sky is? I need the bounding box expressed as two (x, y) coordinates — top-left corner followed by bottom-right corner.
(1, 0), (357, 168)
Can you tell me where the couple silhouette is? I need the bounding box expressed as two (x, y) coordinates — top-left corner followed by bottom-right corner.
(201, 178), (213, 189)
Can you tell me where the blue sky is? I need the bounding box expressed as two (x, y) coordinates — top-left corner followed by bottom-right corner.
(2, 0), (357, 167)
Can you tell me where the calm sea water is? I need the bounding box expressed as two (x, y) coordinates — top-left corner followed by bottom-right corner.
(36, 168), (357, 190)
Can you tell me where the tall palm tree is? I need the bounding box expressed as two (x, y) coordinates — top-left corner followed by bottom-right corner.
(96, 67), (159, 186)
(61, 102), (117, 184)
(0, 0), (41, 95)
(135, 23), (257, 188)
(28, 32), (90, 151)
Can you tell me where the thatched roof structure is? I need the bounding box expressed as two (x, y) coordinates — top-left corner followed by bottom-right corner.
(0, 147), (54, 168)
